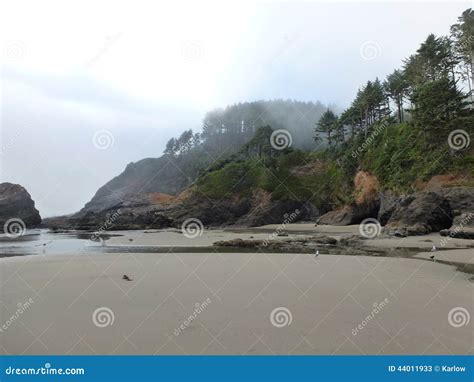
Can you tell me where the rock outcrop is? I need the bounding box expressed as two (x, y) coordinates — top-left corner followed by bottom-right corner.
(440, 211), (474, 239)
(317, 171), (380, 226)
(0, 183), (41, 232)
(384, 191), (453, 236)
(57, 187), (319, 231)
(81, 156), (199, 214)
(317, 202), (379, 226)
(377, 191), (406, 225)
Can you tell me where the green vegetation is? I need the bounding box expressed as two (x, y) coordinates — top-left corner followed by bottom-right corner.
(171, 9), (473, 210)
(315, 9), (474, 193)
(196, 132), (352, 212)
(195, 9), (473, 209)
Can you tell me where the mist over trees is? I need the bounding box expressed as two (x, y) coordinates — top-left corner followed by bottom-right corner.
(158, 8), (473, 198)
(81, 8), (473, 217)
(164, 99), (329, 158)
(314, 9), (473, 150)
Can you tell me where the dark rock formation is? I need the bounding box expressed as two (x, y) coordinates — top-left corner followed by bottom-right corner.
(317, 198), (380, 226)
(437, 187), (474, 215)
(384, 191), (453, 235)
(81, 156), (198, 214)
(212, 235), (391, 257)
(0, 183), (41, 231)
(235, 200), (318, 227)
(377, 191), (406, 226)
(316, 170), (380, 226)
(440, 212), (474, 240)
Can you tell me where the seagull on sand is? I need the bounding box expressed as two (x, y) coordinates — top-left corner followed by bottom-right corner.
(122, 275), (133, 281)
(314, 250), (319, 258)
(431, 245), (437, 252)
(35, 241), (52, 247)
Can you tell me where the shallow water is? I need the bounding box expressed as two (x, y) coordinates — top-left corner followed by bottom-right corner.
(0, 230), (104, 256)
(0, 229), (279, 257)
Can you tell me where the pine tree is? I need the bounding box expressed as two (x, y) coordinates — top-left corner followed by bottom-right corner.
(450, 8), (474, 92)
(315, 109), (338, 146)
(384, 70), (408, 123)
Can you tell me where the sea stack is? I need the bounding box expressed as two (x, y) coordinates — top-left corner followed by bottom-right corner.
(0, 182), (41, 233)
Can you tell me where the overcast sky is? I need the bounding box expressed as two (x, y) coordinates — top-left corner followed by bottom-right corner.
(0, 0), (470, 217)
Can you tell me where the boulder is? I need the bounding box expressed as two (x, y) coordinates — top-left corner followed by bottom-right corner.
(440, 212), (474, 240)
(377, 191), (407, 226)
(384, 191), (453, 235)
(0, 183), (41, 232)
(436, 187), (474, 216)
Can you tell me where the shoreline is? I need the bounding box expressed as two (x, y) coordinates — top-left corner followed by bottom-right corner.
(1, 224), (473, 274)
(0, 249), (471, 355)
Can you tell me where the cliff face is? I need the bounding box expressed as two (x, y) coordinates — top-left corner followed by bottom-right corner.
(0, 183), (41, 231)
(80, 156), (197, 214)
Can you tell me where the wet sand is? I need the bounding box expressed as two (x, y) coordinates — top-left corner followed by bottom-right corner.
(0, 248), (472, 355)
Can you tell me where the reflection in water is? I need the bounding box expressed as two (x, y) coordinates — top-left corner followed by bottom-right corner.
(0, 229), (116, 257)
(0, 229), (271, 258)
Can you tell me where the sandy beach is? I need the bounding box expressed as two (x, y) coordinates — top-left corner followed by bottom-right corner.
(0, 225), (472, 355)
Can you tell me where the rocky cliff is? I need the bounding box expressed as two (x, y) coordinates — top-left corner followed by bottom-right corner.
(0, 183), (41, 232)
(81, 156), (197, 214)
